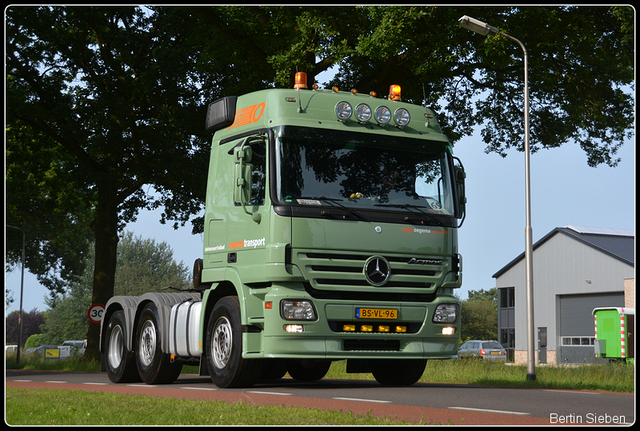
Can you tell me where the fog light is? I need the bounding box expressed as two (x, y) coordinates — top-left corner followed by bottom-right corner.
(442, 327), (456, 335)
(375, 106), (391, 124)
(355, 103), (372, 122)
(361, 325), (373, 332)
(395, 326), (407, 333)
(378, 325), (390, 333)
(284, 324), (304, 333)
(343, 324), (356, 332)
(394, 108), (411, 126)
(335, 101), (352, 120)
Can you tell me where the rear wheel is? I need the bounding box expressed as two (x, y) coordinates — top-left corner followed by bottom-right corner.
(104, 310), (140, 383)
(135, 303), (182, 384)
(260, 359), (288, 381)
(372, 359), (426, 386)
(205, 296), (263, 388)
(285, 359), (331, 382)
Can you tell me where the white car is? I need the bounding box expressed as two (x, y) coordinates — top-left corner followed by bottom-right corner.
(61, 340), (87, 356)
(458, 340), (507, 360)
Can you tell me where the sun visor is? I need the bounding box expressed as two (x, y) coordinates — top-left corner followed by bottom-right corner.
(205, 96), (238, 133)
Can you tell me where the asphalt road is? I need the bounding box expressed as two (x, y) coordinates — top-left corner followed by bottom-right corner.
(6, 369), (635, 425)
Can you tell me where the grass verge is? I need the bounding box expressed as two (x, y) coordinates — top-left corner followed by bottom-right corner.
(5, 387), (410, 425)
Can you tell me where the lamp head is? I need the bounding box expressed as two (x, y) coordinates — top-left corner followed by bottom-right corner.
(458, 15), (500, 36)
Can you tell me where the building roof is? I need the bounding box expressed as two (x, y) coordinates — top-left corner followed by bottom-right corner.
(492, 225), (635, 279)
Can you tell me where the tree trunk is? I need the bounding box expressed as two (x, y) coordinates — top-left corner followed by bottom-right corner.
(85, 187), (120, 362)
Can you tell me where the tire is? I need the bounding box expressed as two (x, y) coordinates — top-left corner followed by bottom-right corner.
(135, 303), (182, 385)
(371, 359), (427, 386)
(285, 359), (331, 382)
(104, 310), (141, 383)
(260, 359), (288, 381)
(205, 296), (263, 388)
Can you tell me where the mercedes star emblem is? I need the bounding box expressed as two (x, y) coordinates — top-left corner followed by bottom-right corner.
(364, 256), (391, 286)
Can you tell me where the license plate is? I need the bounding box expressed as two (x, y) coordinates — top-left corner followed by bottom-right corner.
(490, 351), (501, 355)
(356, 308), (397, 319)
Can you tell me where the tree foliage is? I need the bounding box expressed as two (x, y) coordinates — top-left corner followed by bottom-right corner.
(6, 6), (633, 357)
(460, 288), (499, 342)
(38, 232), (190, 346)
(5, 309), (46, 346)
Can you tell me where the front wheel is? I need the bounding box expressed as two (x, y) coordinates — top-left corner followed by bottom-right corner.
(205, 296), (263, 388)
(135, 303), (182, 384)
(372, 359), (427, 386)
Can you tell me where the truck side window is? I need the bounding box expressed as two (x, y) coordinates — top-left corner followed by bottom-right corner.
(249, 141), (266, 206)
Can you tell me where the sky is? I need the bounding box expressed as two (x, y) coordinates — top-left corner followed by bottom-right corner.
(5, 118), (635, 316)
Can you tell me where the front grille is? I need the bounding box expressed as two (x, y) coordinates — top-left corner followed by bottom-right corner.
(296, 251), (443, 292)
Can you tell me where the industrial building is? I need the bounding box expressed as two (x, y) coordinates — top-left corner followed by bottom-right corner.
(493, 225), (634, 364)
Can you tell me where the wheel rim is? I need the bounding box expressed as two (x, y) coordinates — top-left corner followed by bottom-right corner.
(212, 316), (232, 369)
(108, 325), (124, 369)
(139, 320), (157, 367)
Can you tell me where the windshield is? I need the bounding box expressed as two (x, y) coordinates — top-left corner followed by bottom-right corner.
(275, 126), (455, 215)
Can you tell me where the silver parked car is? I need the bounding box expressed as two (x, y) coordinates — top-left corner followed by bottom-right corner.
(458, 340), (506, 360)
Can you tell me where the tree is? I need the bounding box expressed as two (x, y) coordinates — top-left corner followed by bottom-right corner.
(39, 231), (191, 346)
(5, 308), (46, 346)
(6, 6), (208, 359)
(460, 288), (498, 342)
(6, 5), (633, 359)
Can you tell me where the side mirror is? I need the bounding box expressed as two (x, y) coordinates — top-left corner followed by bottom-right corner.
(233, 139), (263, 223)
(234, 144), (253, 205)
(453, 157), (466, 226)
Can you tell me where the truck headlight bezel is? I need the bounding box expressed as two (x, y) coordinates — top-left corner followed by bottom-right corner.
(432, 303), (459, 324)
(281, 299), (318, 321)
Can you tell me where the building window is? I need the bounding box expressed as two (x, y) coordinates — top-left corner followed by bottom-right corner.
(561, 336), (595, 346)
(500, 287), (515, 308)
(498, 287), (515, 361)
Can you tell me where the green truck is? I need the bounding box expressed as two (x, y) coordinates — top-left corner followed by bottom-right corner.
(100, 73), (466, 387)
(593, 307), (635, 364)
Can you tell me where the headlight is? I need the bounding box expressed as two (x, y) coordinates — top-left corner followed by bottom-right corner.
(375, 106), (391, 124)
(433, 304), (458, 323)
(281, 300), (317, 321)
(355, 103), (372, 122)
(335, 102), (352, 120)
(394, 108), (411, 126)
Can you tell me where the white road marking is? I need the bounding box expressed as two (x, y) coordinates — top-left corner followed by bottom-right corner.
(179, 386), (219, 391)
(44, 381), (68, 384)
(448, 406), (530, 416)
(11, 380), (33, 383)
(246, 390), (293, 396)
(332, 396), (392, 404)
(82, 382), (108, 386)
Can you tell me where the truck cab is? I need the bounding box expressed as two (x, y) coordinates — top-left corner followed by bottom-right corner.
(101, 73), (466, 388)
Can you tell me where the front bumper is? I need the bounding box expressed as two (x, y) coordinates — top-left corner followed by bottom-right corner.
(243, 284), (460, 360)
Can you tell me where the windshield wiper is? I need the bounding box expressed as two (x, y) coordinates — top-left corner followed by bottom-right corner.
(374, 203), (443, 226)
(300, 196), (366, 221)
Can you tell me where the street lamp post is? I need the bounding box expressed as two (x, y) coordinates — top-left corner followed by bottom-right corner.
(459, 15), (536, 381)
(7, 225), (26, 366)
